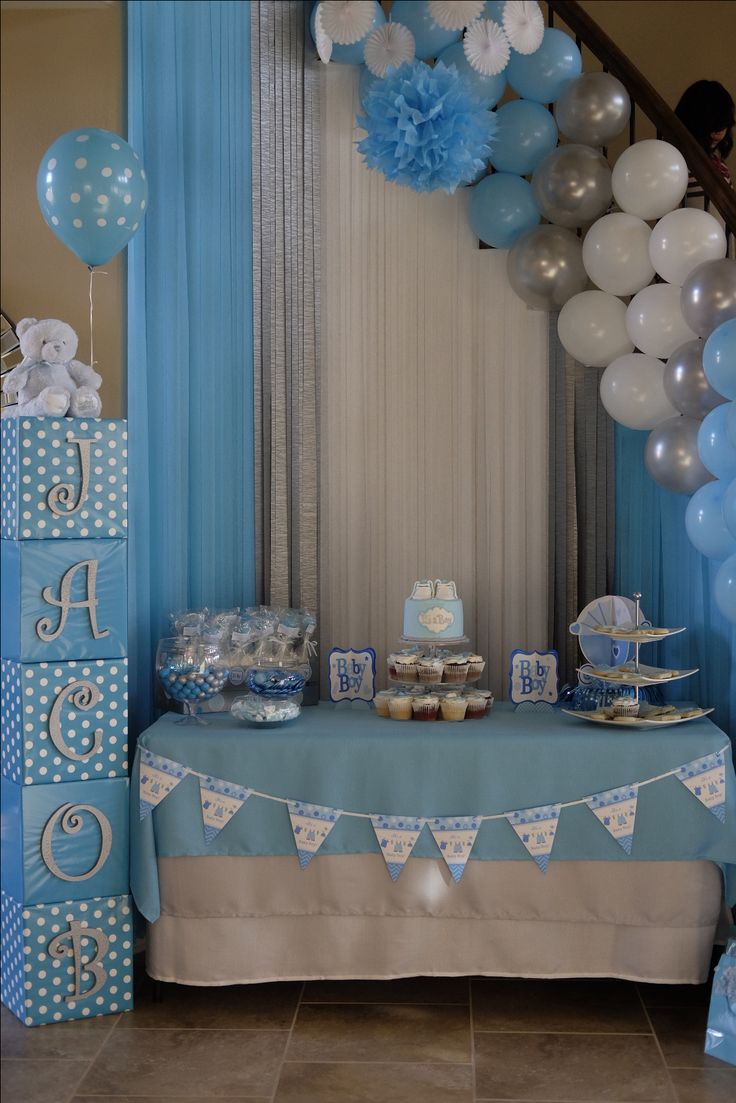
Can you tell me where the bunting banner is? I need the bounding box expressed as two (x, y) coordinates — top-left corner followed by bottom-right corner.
(287, 801), (342, 869)
(428, 816), (482, 882)
(199, 776), (252, 844)
(371, 814), (426, 881)
(675, 750), (727, 823)
(584, 784), (639, 854)
(506, 804), (561, 873)
(139, 749), (189, 819)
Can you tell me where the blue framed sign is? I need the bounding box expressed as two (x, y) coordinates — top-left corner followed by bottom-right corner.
(508, 649), (559, 706)
(328, 647), (376, 703)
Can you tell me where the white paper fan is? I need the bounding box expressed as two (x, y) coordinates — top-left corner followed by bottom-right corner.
(314, 3), (333, 64)
(463, 18), (510, 76)
(363, 22), (416, 78)
(427, 0), (485, 31)
(320, 0), (375, 45)
(503, 0), (544, 55)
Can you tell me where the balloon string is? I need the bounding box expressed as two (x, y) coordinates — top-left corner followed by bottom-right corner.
(87, 266), (108, 369)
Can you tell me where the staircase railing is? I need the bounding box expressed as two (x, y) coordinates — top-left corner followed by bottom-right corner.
(547, 0), (736, 248)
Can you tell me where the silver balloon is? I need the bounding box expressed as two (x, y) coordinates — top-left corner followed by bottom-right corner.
(507, 225), (589, 310)
(554, 72), (631, 147)
(531, 145), (613, 229)
(645, 415), (714, 495)
(664, 339), (727, 419)
(680, 258), (736, 338)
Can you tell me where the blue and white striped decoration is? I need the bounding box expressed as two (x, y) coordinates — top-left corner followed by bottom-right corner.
(139, 749), (188, 819)
(505, 804), (560, 873)
(585, 784), (639, 854)
(675, 750), (727, 823)
(198, 775), (251, 844)
(370, 814), (426, 881)
(428, 815), (481, 882)
(287, 800), (342, 869)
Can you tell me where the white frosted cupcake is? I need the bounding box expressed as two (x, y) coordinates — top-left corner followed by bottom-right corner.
(417, 657), (444, 684)
(443, 657), (468, 684)
(394, 655), (418, 682)
(374, 690), (396, 717)
(612, 696), (639, 719)
(467, 654), (485, 677)
(412, 694), (440, 721)
(388, 694), (414, 721)
(465, 693), (487, 719)
(440, 694), (468, 722)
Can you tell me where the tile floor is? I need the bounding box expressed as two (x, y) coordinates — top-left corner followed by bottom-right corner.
(2, 964), (735, 1103)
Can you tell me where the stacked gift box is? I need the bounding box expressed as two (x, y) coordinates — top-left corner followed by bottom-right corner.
(0, 416), (133, 1026)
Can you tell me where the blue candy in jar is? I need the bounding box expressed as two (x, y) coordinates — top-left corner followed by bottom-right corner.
(246, 667), (306, 698)
(159, 662), (229, 703)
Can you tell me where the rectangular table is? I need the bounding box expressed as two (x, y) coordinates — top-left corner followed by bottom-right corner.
(131, 703), (735, 985)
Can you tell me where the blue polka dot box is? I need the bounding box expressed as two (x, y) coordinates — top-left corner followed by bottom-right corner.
(1, 890), (134, 1026)
(1, 417), (127, 541)
(1, 658), (128, 786)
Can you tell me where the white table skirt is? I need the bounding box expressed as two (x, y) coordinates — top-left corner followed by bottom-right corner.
(146, 855), (724, 985)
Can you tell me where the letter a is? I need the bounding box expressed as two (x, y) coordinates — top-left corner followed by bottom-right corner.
(36, 559), (110, 642)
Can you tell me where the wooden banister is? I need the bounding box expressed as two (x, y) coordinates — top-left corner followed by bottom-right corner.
(547, 0), (736, 236)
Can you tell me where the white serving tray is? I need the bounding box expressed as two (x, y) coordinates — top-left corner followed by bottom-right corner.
(589, 625), (686, 644)
(581, 662), (698, 687)
(562, 706), (714, 730)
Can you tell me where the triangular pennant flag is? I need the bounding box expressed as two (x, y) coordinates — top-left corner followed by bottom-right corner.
(139, 749), (189, 819)
(506, 804), (560, 873)
(199, 776), (252, 844)
(287, 801), (342, 869)
(584, 784), (639, 854)
(428, 815), (481, 882)
(370, 814), (426, 881)
(675, 750), (727, 823)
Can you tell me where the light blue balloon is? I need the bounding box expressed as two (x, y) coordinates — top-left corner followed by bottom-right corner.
(685, 480), (736, 561)
(390, 0), (461, 60)
(436, 41), (506, 108)
(507, 27), (582, 104)
(309, 1), (385, 65)
(728, 402), (736, 448)
(698, 402), (736, 480)
(37, 128), (147, 267)
(469, 172), (541, 249)
(723, 477), (736, 539)
(703, 318), (736, 401)
(489, 99), (559, 176)
(714, 552), (736, 623)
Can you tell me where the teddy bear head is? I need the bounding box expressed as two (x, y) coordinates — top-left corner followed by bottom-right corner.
(17, 317), (79, 366)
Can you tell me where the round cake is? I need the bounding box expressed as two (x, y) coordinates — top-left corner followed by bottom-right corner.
(402, 579), (464, 641)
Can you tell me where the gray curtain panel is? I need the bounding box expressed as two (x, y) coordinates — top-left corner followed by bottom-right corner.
(251, 0), (320, 614)
(548, 314), (615, 686)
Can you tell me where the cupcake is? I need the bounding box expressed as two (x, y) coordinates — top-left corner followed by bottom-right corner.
(374, 690), (396, 717)
(394, 655), (418, 682)
(612, 696), (639, 719)
(443, 657), (469, 684)
(412, 694), (440, 721)
(417, 657), (444, 684)
(388, 694), (414, 721)
(440, 694), (468, 722)
(467, 654), (485, 678)
(464, 693), (487, 719)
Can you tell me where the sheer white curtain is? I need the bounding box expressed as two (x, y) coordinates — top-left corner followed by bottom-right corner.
(319, 68), (549, 698)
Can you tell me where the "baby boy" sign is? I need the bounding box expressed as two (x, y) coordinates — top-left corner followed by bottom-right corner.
(328, 647), (376, 703)
(509, 649), (559, 705)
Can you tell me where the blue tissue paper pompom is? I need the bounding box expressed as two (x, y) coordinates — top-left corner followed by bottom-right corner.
(356, 60), (497, 194)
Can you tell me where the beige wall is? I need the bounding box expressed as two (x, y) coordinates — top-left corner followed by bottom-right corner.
(1, 2), (125, 416)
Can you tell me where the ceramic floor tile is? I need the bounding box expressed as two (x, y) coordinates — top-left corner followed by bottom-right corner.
(287, 1003), (471, 1064)
(75, 1028), (287, 1098)
(472, 978), (651, 1033)
(637, 982), (713, 1009)
(474, 1032), (674, 1102)
(1, 1058), (90, 1103)
(121, 977), (302, 1029)
(274, 1060), (474, 1102)
(647, 1006), (725, 1068)
(302, 976), (469, 1004)
(0, 1006), (118, 1060)
(669, 1067), (736, 1103)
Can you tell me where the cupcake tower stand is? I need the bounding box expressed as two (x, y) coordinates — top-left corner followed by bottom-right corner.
(564, 592), (713, 729)
(390, 633), (483, 693)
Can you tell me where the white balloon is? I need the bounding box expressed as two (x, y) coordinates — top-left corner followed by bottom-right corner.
(600, 353), (679, 430)
(611, 139), (688, 221)
(582, 212), (654, 296)
(648, 208), (728, 286)
(557, 290), (633, 368)
(626, 283), (698, 359)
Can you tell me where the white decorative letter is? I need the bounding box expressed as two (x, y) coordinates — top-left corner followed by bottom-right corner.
(36, 559), (110, 641)
(41, 803), (112, 882)
(48, 921), (109, 1002)
(48, 681), (103, 761)
(46, 435), (93, 516)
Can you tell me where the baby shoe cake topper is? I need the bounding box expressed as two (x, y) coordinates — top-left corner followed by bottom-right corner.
(409, 579), (459, 600)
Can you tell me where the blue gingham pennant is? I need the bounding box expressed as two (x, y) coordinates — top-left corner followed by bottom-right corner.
(370, 814), (426, 881)
(139, 750), (189, 819)
(287, 801), (342, 869)
(675, 751), (727, 823)
(199, 776), (252, 844)
(505, 804), (561, 873)
(428, 816), (482, 882)
(584, 784), (639, 854)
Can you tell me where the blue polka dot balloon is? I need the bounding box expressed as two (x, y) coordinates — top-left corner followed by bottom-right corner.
(36, 128), (148, 267)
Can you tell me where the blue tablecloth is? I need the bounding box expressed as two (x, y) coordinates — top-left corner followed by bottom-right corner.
(131, 703), (736, 921)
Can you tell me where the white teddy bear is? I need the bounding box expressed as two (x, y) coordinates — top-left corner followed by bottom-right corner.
(1, 317), (102, 418)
